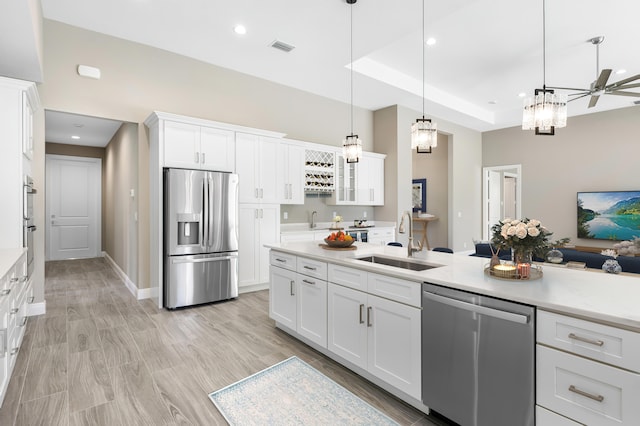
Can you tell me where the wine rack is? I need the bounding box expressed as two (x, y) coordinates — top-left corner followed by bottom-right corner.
(304, 149), (335, 193)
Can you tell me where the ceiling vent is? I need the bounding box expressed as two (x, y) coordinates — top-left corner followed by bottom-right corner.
(270, 40), (296, 53)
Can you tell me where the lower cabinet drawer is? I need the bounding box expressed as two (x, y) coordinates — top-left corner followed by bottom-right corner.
(296, 257), (327, 280)
(269, 251), (297, 271)
(536, 406), (582, 426)
(328, 264), (367, 291)
(537, 345), (640, 426)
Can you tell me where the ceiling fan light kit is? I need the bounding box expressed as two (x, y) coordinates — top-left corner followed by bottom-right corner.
(522, 0), (567, 135)
(412, 0), (438, 153)
(342, 0), (362, 163)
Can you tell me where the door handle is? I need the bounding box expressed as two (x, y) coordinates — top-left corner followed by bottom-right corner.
(290, 280), (295, 296)
(302, 279), (316, 286)
(568, 385), (604, 402)
(195, 152), (199, 163)
(367, 306), (373, 327)
(568, 333), (604, 347)
(171, 255), (236, 264)
(359, 304), (365, 324)
(202, 153), (206, 164)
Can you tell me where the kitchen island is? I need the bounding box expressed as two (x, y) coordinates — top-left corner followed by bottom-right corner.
(266, 241), (640, 426)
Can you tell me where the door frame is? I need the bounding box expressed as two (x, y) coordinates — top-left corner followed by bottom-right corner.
(45, 154), (102, 260)
(482, 164), (521, 241)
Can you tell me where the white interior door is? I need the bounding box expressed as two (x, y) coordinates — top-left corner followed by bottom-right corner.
(46, 155), (102, 260)
(482, 165), (522, 240)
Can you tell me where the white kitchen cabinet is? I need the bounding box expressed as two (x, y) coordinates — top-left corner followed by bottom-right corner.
(367, 227), (396, 246)
(163, 121), (235, 172)
(327, 283), (368, 369)
(328, 152), (357, 205)
(0, 77), (39, 251)
(269, 264), (297, 330)
(236, 133), (279, 204)
(277, 141), (304, 205)
(296, 269), (327, 347)
(536, 310), (640, 426)
(0, 251), (30, 407)
(238, 204), (280, 289)
(356, 153), (385, 206)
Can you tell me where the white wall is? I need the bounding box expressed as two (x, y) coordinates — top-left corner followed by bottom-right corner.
(483, 106), (640, 249)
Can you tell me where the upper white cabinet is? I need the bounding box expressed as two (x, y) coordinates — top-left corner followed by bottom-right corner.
(163, 120), (235, 172)
(357, 153), (385, 206)
(277, 141), (304, 205)
(329, 151), (385, 206)
(236, 132), (280, 204)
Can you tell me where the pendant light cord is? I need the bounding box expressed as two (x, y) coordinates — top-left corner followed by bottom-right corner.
(350, 2), (354, 135)
(421, 0), (425, 119)
(542, 0), (546, 90)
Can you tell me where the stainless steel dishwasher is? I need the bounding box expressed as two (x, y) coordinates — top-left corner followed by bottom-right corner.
(421, 283), (535, 426)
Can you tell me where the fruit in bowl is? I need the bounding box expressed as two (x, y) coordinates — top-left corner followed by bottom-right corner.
(324, 231), (355, 248)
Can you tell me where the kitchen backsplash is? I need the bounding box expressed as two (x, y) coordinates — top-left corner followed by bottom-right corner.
(281, 195), (375, 224)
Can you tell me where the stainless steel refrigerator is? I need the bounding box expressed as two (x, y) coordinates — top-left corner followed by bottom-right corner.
(163, 168), (239, 309)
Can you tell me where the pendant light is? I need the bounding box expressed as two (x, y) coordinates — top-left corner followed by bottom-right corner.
(522, 0), (567, 135)
(343, 0), (362, 163)
(411, 0), (437, 154)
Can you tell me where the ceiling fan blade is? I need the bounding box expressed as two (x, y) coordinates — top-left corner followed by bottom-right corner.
(546, 86), (590, 92)
(615, 83), (640, 90)
(588, 95), (600, 108)
(609, 73), (640, 88)
(607, 91), (640, 98)
(567, 93), (591, 102)
(568, 91), (590, 97)
(594, 69), (612, 90)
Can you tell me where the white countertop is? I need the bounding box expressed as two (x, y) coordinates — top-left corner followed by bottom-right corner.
(0, 248), (26, 278)
(266, 241), (640, 332)
(281, 221), (396, 234)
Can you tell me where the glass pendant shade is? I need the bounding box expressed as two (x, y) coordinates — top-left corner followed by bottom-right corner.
(343, 134), (362, 163)
(411, 118), (437, 152)
(522, 89), (567, 135)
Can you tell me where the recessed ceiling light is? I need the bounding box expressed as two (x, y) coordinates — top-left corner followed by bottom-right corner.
(71, 135), (80, 140)
(488, 100), (498, 105)
(73, 123), (84, 128)
(426, 38), (436, 46)
(616, 69), (627, 75)
(234, 25), (247, 35)
(518, 92), (526, 98)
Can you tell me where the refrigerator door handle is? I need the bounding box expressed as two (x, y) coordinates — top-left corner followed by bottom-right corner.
(208, 176), (214, 246)
(202, 178), (209, 248)
(171, 255), (236, 264)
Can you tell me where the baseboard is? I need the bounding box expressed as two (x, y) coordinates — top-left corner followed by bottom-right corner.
(239, 283), (269, 294)
(102, 252), (150, 300)
(27, 301), (46, 316)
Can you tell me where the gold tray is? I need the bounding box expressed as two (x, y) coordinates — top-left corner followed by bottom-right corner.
(484, 264), (543, 281)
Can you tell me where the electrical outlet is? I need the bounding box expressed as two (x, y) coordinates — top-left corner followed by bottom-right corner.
(283, 212), (288, 220)
(363, 211), (367, 218)
(332, 212), (337, 218)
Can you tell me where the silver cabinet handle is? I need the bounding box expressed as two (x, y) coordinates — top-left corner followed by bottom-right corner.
(195, 152), (199, 163)
(260, 209), (264, 219)
(275, 258), (286, 263)
(260, 188), (264, 199)
(290, 280), (295, 296)
(569, 385), (604, 402)
(359, 304), (365, 324)
(1, 289), (10, 296)
(568, 333), (604, 347)
(20, 317), (27, 327)
(10, 308), (18, 315)
(255, 188), (259, 199)
(28, 296), (34, 303)
(10, 347), (19, 356)
(367, 306), (372, 327)
(201, 153), (205, 164)
(302, 279), (315, 286)
(303, 266), (317, 271)
(10, 277), (18, 283)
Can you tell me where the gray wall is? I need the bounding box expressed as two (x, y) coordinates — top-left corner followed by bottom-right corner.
(482, 106), (640, 249)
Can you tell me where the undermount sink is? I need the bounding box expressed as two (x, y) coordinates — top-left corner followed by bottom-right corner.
(356, 255), (440, 271)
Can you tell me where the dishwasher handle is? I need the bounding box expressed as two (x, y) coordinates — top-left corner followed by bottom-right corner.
(423, 290), (530, 324)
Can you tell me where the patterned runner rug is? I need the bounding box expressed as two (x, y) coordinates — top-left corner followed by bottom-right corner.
(209, 356), (399, 425)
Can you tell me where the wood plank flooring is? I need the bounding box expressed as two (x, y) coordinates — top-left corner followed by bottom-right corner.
(0, 257), (446, 425)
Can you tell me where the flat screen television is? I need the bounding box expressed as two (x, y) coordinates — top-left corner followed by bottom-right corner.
(577, 191), (640, 240)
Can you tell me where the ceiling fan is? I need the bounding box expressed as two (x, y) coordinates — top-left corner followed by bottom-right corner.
(548, 36), (640, 108)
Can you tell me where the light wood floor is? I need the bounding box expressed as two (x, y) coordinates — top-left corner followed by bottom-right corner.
(0, 257), (444, 425)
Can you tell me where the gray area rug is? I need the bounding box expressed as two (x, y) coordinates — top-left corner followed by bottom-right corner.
(209, 356), (399, 425)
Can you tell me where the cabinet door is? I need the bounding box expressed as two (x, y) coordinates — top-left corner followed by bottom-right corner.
(164, 121), (200, 168)
(258, 205), (280, 283)
(367, 294), (421, 399)
(269, 266), (297, 329)
(297, 276), (327, 347)
(278, 143), (304, 205)
(327, 283), (367, 369)
(235, 133), (259, 203)
(330, 154), (357, 205)
(258, 137), (280, 204)
(369, 156), (385, 206)
(200, 126), (235, 172)
(238, 204), (260, 286)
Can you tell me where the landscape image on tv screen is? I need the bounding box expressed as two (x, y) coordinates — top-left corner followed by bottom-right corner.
(577, 191), (640, 240)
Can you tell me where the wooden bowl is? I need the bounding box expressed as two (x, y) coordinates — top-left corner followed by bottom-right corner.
(324, 238), (355, 248)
